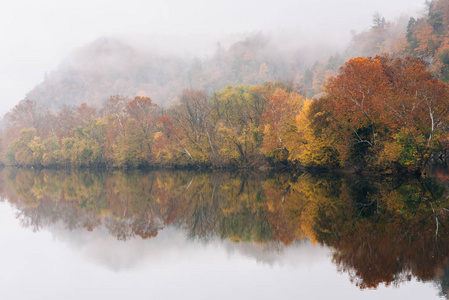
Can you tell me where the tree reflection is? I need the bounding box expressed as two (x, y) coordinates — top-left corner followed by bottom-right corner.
(309, 176), (449, 291)
(2, 168), (449, 293)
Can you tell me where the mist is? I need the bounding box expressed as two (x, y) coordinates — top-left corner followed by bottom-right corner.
(0, 0), (426, 116)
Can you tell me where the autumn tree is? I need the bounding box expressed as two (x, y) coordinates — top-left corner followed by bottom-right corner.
(152, 115), (195, 166)
(258, 82), (304, 163)
(306, 55), (449, 172)
(167, 88), (217, 165)
(7, 100), (48, 135)
(210, 85), (264, 166)
(288, 100), (340, 167)
(54, 105), (77, 140)
(114, 96), (159, 167)
(100, 95), (129, 165)
(403, 0), (449, 81)
(6, 128), (41, 165)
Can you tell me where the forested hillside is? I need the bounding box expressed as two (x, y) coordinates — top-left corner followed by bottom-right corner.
(24, 35), (313, 110)
(20, 1), (449, 111)
(3, 57), (449, 174)
(3, 0), (449, 173)
(406, 0), (449, 81)
(303, 0), (449, 96)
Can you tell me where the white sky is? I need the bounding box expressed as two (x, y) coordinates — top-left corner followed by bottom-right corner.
(0, 0), (425, 117)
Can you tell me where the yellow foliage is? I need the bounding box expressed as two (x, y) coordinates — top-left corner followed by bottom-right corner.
(288, 100), (338, 166)
(375, 139), (402, 169)
(154, 131), (163, 141)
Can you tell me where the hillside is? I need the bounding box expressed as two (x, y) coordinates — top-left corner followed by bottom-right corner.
(22, 1), (449, 112)
(405, 0), (449, 81)
(3, 1), (449, 173)
(26, 38), (190, 109)
(25, 34), (314, 110)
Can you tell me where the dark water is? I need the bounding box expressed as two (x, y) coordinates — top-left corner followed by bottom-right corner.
(1, 168), (449, 299)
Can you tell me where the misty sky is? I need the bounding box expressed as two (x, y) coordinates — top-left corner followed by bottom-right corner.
(0, 0), (425, 117)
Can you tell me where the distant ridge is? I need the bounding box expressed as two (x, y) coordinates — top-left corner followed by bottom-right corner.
(24, 35), (310, 110)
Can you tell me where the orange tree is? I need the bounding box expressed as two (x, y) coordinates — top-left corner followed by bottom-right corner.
(306, 55), (449, 172)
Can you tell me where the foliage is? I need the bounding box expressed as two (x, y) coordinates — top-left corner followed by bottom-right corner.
(2, 66), (449, 172)
(300, 55), (449, 172)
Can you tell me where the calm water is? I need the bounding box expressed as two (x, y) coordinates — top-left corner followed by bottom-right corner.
(1, 168), (449, 299)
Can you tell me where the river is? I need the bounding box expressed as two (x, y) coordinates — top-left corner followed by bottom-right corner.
(0, 168), (448, 299)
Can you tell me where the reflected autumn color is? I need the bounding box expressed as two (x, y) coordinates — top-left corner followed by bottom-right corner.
(2, 168), (449, 295)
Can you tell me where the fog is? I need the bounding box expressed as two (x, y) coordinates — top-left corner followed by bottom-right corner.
(0, 0), (425, 117)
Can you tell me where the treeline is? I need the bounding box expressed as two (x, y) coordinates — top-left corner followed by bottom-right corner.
(3, 82), (302, 169)
(3, 55), (449, 172)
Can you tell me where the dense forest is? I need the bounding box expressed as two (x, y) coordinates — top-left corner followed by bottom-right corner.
(2, 0), (449, 173)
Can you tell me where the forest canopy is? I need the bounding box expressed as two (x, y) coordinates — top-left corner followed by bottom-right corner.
(2, 55), (449, 174)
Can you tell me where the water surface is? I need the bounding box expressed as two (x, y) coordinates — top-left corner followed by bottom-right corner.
(1, 168), (448, 299)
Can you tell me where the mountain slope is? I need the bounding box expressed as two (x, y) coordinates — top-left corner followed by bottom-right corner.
(25, 35), (312, 110)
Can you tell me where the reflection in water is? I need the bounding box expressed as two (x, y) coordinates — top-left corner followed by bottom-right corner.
(2, 168), (449, 296)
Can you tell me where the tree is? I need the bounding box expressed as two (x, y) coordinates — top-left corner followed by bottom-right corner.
(259, 83), (304, 163)
(100, 95), (129, 165)
(7, 128), (40, 165)
(315, 55), (449, 171)
(61, 118), (107, 167)
(4, 100), (51, 156)
(153, 115), (195, 165)
(372, 12), (386, 30)
(288, 100), (339, 167)
(211, 85), (264, 166)
(170, 88), (216, 165)
(114, 96), (159, 167)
